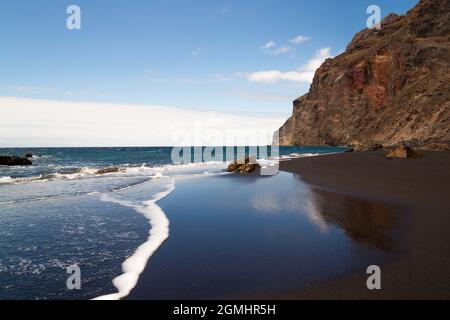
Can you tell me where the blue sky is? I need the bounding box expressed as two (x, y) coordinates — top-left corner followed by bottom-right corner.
(0, 1), (418, 147)
(0, 0), (417, 114)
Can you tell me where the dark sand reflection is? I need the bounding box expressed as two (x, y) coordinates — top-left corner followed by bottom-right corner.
(305, 186), (398, 251)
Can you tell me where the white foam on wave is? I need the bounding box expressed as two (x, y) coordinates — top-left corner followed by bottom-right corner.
(93, 178), (175, 300)
(0, 176), (13, 184)
(1, 161), (228, 186)
(31, 155), (52, 160)
(0, 153), (329, 187)
(0, 170), (98, 185)
(256, 152), (331, 170)
(123, 161), (227, 176)
(0, 175), (50, 185)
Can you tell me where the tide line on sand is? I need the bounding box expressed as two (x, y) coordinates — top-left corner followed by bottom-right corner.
(93, 178), (175, 300)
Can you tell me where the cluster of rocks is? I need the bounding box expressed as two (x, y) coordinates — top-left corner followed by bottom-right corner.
(0, 156), (32, 166)
(386, 146), (422, 159)
(0, 152), (40, 166)
(227, 156), (261, 174)
(349, 140), (450, 159)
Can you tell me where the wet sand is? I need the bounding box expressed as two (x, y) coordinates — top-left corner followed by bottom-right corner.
(127, 171), (401, 300)
(274, 151), (450, 299)
(127, 151), (450, 300)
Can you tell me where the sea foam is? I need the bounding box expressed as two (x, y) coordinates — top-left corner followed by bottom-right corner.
(94, 178), (175, 300)
(0, 161), (227, 186)
(0, 176), (13, 184)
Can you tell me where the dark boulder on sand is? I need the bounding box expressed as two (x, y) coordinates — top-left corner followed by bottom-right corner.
(0, 156), (32, 166)
(227, 156), (261, 174)
(386, 146), (421, 159)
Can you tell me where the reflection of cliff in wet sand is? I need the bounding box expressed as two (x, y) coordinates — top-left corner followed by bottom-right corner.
(305, 186), (397, 251)
(277, 151), (450, 299)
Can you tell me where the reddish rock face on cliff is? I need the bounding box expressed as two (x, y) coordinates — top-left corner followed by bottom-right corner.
(277, 0), (450, 147)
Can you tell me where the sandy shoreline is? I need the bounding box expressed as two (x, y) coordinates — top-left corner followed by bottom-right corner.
(271, 151), (450, 299)
(122, 150), (450, 300)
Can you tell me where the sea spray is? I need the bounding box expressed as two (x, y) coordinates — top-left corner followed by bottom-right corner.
(0, 176), (13, 184)
(94, 178), (175, 300)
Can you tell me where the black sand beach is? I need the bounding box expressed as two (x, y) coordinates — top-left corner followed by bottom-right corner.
(124, 151), (450, 300)
(129, 151), (449, 299)
(271, 151), (450, 299)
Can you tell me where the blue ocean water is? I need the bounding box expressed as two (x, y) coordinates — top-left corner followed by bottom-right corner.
(0, 146), (347, 180)
(0, 146), (351, 300)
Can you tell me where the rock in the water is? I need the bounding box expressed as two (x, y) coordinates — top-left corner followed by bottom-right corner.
(226, 156), (261, 174)
(0, 156), (32, 166)
(239, 163), (260, 174)
(24, 153), (33, 158)
(96, 167), (120, 175)
(386, 146), (421, 159)
(226, 162), (241, 172)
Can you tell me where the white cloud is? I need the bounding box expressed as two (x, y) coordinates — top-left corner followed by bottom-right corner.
(272, 46), (291, 55)
(245, 70), (313, 84)
(245, 70), (283, 84)
(0, 97), (286, 147)
(262, 41), (276, 50)
(261, 41), (291, 55)
(244, 47), (332, 84)
(303, 47), (332, 70)
(262, 35), (310, 56)
(290, 35), (311, 45)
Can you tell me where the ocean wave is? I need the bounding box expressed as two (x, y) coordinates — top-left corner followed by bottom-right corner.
(94, 178), (175, 300)
(0, 178), (153, 205)
(0, 161), (228, 185)
(31, 155), (53, 160)
(0, 194), (69, 205)
(290, 152), (322, 158)
(0, 153), (333, 186)
(0, 175), (50, 185)
(0, 176), (13, 184)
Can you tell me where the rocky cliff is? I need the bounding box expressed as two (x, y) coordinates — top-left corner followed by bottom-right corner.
(277, 0), (450, 147)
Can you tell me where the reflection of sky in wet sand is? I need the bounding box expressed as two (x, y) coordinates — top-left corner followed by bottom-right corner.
(250, 194), (282, 213)
(249, 178), (398, 251)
